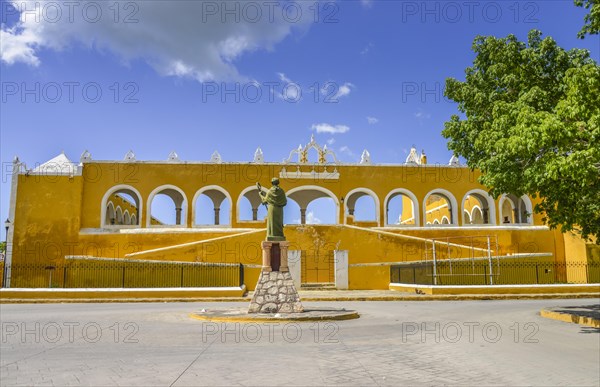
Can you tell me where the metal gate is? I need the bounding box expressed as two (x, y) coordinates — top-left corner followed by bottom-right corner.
(301, 250), (334, 284)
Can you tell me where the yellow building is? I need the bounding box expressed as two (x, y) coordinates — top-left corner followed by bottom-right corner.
(3, 137), (598, 289)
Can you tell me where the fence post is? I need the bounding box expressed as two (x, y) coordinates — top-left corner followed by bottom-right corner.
(487, 236), (493, 285)
(535, 263), (539, 284)
(239, 263), (244, 287)
(432, 241), (438, 285)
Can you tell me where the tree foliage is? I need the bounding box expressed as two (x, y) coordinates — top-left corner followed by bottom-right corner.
(575, 0), (600, 38)
(443, 30), (600, 241)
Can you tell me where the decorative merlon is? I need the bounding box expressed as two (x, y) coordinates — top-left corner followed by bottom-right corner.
(80, 150), (92, 164)
(210, 151), (222, 163)
(167, 151), (180, 162)
(449, 154), (460, 166)
(253, 147), (264, 163)
(124, 150), (136, 162)
(360, 150), (371, 165)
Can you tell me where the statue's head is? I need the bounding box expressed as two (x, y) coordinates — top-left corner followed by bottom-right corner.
(271, 178), (280, 186)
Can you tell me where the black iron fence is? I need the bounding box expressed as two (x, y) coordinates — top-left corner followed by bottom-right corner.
(1, 261), (244, 288)
(390, 261), (600, 285)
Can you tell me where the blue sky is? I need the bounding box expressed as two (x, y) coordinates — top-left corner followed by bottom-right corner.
(1, 0), (598, 233)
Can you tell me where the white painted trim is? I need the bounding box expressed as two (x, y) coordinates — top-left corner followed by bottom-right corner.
(343, 187), (380, 225)
(192, 185), (233, 226)
(462, 189), (497, 225)
(423, 188), (459, 226)
(286, 185), (340, 224)
(146, 184), (188, 227)
(100, 185), (143, 228)
(384, 188), (420, 226)
(4, 161), (23, 287)
(236, 185), (268, 222)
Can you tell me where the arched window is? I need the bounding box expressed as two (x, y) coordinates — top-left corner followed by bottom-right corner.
(384, 189), (419, 226)
(123, 210), (131, 225)
(499, 194), (533, 225)
(115, 206), (123, 225)
(105, 202), (115, 225)
(286, 186), (339, 225)
(147, 185), (187, 227)
(237, 186), (268, 222)
(463, 210), (471, 224)
(462, 190), (495, 225)
(424, 189), (458, 226)
(344, 188), (379, 225)
(471, 206), (483, 224)
(194, 186), (232, 226)
(101, 185), (142, 227)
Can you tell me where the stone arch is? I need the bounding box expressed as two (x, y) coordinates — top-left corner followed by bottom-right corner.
(123, 210), (131, 225)
(470, 205), (484, 224)
(441, 216), (450, 225)
(193, 185), (233, 226)
(463, 210), (471, 224)
(423, 188), (458, 226)
(237, 185), (268, 222)
(384, 189), (420, 226)
(115, 206), (123, 225)
(343, 187), (380, 225)
(105, 201), (115, 225)
(461, 189), (496, 225)
(101, 185), (142, 227)
(286, 185), (340, 225)
(146, 184), (188, 227)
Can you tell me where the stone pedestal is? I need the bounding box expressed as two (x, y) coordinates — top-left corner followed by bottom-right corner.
(249, 241), (304, 314)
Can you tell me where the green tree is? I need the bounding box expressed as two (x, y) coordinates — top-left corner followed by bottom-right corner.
(443, 30), (600, 241)
(575, 0), (600, 38)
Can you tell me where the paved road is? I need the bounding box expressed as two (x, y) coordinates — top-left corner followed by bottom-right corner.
(1, 299), (599, 386)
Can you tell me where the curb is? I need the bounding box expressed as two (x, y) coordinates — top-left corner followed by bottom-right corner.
(540, 309), (600, 328)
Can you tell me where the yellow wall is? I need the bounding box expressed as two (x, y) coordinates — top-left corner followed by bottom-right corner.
(6, 159), (592, 289)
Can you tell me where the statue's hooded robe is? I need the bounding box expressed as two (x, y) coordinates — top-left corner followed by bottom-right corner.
(262, 185), (287, 240)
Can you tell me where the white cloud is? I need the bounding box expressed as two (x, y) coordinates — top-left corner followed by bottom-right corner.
(311, 123), (350, 134)
(367, 116), (379, 125)
(327, 138), (336, 145)
(360, 43), (374, 55)
(414, 111), (432, 119)
(277, 72), (301, 100)
(0, 1), (314, 81)
(322, 82), (354, 100)
(360, 0), (374, 8)
(305, 211), (321, 225)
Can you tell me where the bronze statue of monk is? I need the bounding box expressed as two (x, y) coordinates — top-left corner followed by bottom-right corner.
(257, 178), (287, 241)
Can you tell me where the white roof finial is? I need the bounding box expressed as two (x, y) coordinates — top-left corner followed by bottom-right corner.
(210, 151), (222, 164)
(405, 147), (420, 165)
(360, 150), (371, 165)
(253, 147), (264, 163)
